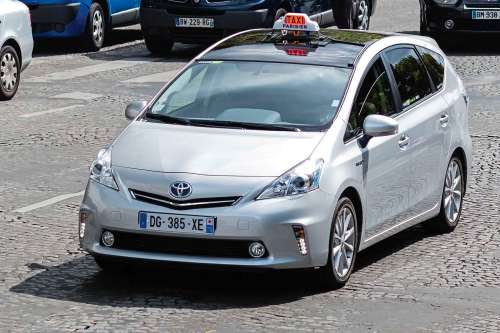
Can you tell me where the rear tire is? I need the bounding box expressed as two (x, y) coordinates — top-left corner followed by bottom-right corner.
(0, 45), (20, 101)
(319, 197), (359, 289)
(144, 34), (174, 56)
(424, 157), (464, 233)
(85, 3), (106, 51)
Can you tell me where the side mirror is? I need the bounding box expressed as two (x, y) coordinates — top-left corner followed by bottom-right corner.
(125, 101), (148, 120)
(363, 114), (399, 137)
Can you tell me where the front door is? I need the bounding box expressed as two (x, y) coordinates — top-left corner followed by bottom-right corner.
(346, 57), (411, 241)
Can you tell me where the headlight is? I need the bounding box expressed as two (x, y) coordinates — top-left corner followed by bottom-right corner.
(432, 0), (459, 5)
(90, 148), (118, 190)
(257, 159), (323, 200)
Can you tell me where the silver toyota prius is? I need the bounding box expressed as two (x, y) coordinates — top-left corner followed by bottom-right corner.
(79, 14), (472, 287)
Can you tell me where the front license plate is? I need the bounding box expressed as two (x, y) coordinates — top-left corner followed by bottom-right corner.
(138, 211), (216, 234)
(175, 17), (214, 28)
(472, 10), (500, 20)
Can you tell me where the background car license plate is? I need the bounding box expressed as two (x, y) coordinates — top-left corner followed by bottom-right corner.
(175, 17), (214, 28)
(138, 212), (216, 234)
(472, 10), (500, 20)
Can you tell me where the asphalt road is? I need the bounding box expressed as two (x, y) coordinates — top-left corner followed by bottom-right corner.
(1, 0), (500, 331)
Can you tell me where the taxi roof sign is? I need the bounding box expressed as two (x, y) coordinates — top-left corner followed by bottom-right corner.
(273, 13), (320, 32)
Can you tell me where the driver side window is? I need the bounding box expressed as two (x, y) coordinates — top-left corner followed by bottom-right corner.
(346, 58), (396, 140)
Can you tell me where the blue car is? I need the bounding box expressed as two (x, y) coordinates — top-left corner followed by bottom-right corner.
(22, 0), (140, 50)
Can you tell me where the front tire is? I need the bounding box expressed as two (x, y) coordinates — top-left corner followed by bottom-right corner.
(0, 45), (20, 101)
(425, 157), (465, 233)
(320, 197), (359, 289)
(333, 0), (370, 30)
(144, 34), (174, 56)
(85, 3), (106, 51)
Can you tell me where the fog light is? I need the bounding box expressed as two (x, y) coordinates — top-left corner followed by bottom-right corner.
(292, 225), (308, 255)
(101, 231), (115, 247)
(79, 211), (89, 239)
(444, 19), (455, 30)
(249, 242), (266, 258)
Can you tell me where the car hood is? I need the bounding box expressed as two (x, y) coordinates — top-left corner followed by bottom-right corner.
(111, 122), (325, 177)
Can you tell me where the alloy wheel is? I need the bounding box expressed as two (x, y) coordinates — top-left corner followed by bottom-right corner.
(443, 159), (463, 224)
(356, 0), (370, 30)
(0, 52), (18, 92)
(93, 9), (104, 45)
(332, 206), (356, 278)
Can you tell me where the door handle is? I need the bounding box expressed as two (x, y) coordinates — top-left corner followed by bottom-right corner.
(440, 114), (449, 127)
(398, 134), (410, 150)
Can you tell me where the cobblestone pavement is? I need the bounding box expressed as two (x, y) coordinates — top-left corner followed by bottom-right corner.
(1, 0), (500, 331)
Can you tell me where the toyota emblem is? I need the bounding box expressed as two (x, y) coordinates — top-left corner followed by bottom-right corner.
(170, 181), (192, 199)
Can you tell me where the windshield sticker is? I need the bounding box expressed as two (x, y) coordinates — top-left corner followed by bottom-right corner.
(331, 99), (340, 108)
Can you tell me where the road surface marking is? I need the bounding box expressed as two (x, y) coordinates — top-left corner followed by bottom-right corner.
(26, 58), (157, 83)
(52, 92), (103, 101)
(19, 104), (85, 118)
(123, 70), (178, 83)
(14, 191), (85, 213)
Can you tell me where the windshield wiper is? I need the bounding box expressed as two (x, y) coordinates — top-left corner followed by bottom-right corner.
(145, 113), (193, 125)
(145, 114), (301, 132)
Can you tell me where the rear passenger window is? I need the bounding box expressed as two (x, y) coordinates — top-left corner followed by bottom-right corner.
(417, 46), (445, 90)
(385, 47), (433, 109)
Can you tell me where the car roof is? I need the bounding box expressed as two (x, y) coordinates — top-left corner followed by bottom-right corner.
(199, 29), (391, 68)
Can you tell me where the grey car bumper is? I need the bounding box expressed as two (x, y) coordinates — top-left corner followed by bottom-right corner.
(80, 178), (336, 269)
(140, 7), (270, 43)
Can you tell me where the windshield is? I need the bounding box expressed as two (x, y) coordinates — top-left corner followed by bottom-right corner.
(147, 61), (351, 131)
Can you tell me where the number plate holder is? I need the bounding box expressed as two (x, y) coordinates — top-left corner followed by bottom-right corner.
(472, 10), (500, 20)
(138, 211), (216, 234)
(175, 17), (215, 28)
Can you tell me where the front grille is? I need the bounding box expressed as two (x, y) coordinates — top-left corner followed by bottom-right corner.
(130, 189), (241, 210)
(107, 230), (267, 258)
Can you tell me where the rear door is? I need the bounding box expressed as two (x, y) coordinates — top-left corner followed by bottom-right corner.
(346, 57), (411, 241)
(384, 46), (447, 218)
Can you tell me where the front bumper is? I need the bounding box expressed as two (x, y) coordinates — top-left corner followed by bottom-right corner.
(425, 1), (500, 32)
(79, 178), (336, 270)
(140, 7), (270, 43)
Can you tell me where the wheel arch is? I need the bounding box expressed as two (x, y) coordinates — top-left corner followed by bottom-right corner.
(339, 186), (363, 246)
(2, 38), (22, 67)
(451, 147), (468, 193)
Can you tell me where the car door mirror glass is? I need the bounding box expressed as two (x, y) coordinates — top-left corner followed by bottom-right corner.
(363, 114), (399, 137)
(125, 101), (148, 120)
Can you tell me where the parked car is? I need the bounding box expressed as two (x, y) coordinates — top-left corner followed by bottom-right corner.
(0, 0), (33, 101)
(140, 0), (377, 55)
(79, 13), (471, 288)
(21, 0), (140, 51)
(420, 0), (500, 35)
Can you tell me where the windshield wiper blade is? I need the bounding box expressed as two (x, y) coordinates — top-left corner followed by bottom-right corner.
(194, 120), (301, 132)
(145, 114), (301, 132)
(145, 113), (193, 125)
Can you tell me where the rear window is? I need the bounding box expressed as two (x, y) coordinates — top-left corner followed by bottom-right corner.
(417, 46), (445, 90)
(385, 47), (433, 109)
(148, 61), (351, 131)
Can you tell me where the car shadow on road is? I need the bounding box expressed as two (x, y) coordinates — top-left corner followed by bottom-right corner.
(10, 223), (434, 309)
(33, 27), (144, 57)
(33, 26), (207, 62)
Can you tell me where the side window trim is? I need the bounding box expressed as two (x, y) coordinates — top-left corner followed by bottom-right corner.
(413, 46), (437, 93)
(415, 46), (446, 93)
